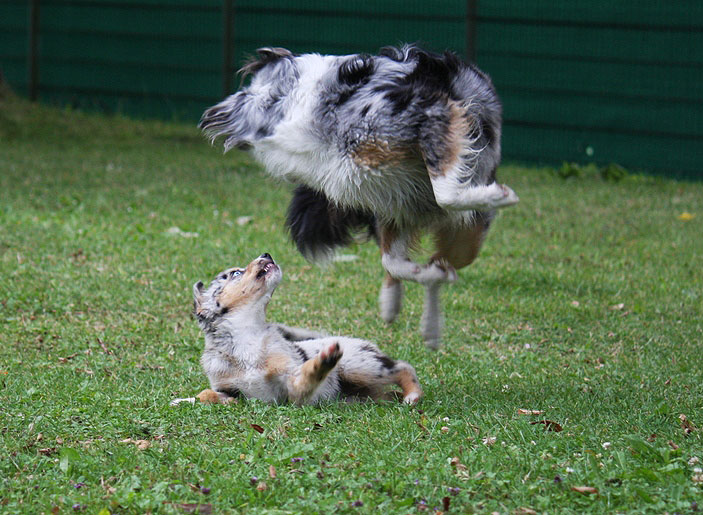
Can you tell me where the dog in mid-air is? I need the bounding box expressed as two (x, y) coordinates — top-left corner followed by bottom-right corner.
(171, 254), (422, 406)
(200, 44), (519, 349)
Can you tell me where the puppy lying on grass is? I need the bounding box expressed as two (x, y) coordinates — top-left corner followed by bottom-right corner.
(171, 254), (422, 406)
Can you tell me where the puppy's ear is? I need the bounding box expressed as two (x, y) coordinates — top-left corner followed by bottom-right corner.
(193, 281), (205, 314)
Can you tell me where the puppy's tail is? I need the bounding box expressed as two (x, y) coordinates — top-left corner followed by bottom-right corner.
(285, 185), (376, 263)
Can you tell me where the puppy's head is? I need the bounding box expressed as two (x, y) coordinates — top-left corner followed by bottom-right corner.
(193, 253), (282, 328)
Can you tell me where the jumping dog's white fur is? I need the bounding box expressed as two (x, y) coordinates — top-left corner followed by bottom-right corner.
(200, 45), (518, 349)
(171, 254), (422, 406)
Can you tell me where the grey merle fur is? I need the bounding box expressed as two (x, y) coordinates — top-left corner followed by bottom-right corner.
(199, 45), (512, 349)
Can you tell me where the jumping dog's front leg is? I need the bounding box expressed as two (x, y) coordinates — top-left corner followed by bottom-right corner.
(378, 227), (456, 349)
(430, 174), (519, 211)
(379, 227), (457, 286)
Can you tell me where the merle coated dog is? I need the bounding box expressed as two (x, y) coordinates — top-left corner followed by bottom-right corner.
(200, 45), (518, 349)
(171, 254), (422, 406)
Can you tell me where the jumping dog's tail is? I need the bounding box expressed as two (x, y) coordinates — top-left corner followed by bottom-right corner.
(285, 185), (376, 263)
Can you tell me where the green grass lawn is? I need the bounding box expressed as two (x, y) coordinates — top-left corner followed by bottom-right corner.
(1, 89), (702, 514)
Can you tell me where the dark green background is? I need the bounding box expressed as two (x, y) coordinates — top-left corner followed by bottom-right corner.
(1, 0), (701, 178)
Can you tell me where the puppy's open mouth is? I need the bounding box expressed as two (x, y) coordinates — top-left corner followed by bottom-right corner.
(257, 261), (278, 278)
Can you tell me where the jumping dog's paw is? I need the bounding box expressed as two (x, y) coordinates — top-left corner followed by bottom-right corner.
(416, 259), (457, 285)
(485, 183), (519, 209)
(428, 257), (457, 282)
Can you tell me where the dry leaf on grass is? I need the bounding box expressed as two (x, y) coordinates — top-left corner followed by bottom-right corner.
(120, 438), (151, 450)
(164, 503), (212, 514)
(269, 465), (277, 479)
(58, 353), (78, 363)
(679, 414), (697, 435)
(101, 476), (117, 495)
(518, 409), (545, 416)
(450, 457), (467, 471)
(515, 508), (537, 514)
(571, 486), (598, 495)
(97, 337), (113, 355)
(482, 436), (497, 446)
(250, 424), (264, 434)
(531, 420), (563, 432)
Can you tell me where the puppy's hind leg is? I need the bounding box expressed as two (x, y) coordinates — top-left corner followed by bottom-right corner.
(341, 349), (423, 404)
(287, 343), (343, 404)
(388, 360), (423, 404)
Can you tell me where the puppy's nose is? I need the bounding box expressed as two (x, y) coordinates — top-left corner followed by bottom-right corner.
(260, 253), (272, 260)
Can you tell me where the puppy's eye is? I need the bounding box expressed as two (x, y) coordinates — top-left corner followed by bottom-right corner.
(231, 270), (242, 278)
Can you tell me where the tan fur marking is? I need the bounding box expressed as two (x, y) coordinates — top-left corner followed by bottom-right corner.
(286, 357), (324, 404)
(264, 353), (290, 381)
(217, 283), (263, 310)
(379, 226), (397, 254)
(383, 272), (400, 288)
(217, 263), (266, 310)
(197, 389), (221, 404)
(350, 139), (411, 169)
(300, 356), (326, 381)
(432, 222), (487, 270)
(379, 226), (420, 255)
(394, 369), (422, 399)
(431, 100), (473, 177)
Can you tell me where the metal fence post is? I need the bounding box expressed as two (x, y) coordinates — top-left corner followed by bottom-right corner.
(466, 0), (477, 63)
(222, 0), (234, 97)
(28, 0), (40, 100)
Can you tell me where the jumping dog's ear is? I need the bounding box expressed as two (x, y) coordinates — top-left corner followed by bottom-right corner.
(239, 47), (293, 79)
(256, 47), (293, 61)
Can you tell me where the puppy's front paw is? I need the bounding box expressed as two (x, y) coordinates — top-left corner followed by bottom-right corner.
(318, 342), (343, 371)
(196, 389), (221, 404)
